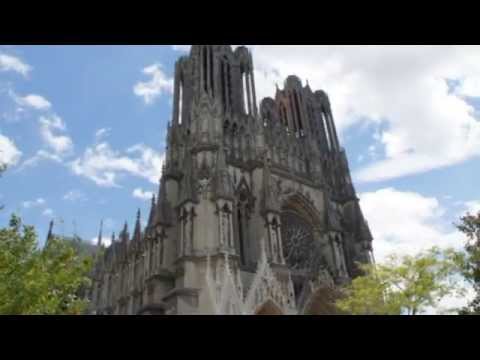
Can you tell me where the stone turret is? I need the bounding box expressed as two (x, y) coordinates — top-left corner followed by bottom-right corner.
(46, 220), (54, 245)
(147, 195), (156, 231)
(212, 147), (233, 201)
(132, 209), (142, 255)
(110, 232), (117, 272)
(97, 219), (103, 249)
(155, 176), (173, 226)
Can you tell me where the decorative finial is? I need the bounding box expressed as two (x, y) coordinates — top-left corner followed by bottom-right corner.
(46, 219), (54, 244)
(97, 219), (103, 248)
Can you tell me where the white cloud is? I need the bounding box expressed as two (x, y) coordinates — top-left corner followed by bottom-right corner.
(17, 114), (73, 169)
(431, 284), (477, 315)
(359, 187), (476, 314)
(171, 45), (191, 52)
(358, 188), (463, 263)
(39, 114), (73, 156)
(0, 53), (31, 76)
(63, 190), (87, 202)
(23, 198), (46, 209)
(0, 134), (22, 166)
(13, 93), (51, 110)
(132, 187), (154, 201)
(42, 208), (53, 217)
(126, 144), (165, 183)
(91, 218), (116, 247)
(133, 63), (173, 104)
(70, 142), (164, 187)
(19, 150), (62, 169)
(94, 128), (110, 142)
(235, 45), (480, 183)
(463, 200), (480, 215)
(91, 235), (112, 247)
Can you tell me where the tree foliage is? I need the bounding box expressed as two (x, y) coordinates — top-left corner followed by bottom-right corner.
(455, 211), (480, 315)
(335, 247), (463, 315)
(0, 214), (94, 315)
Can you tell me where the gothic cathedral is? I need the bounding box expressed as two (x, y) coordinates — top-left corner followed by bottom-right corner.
(89, 45), (374, 315)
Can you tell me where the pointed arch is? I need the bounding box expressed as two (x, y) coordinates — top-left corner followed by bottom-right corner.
(302, 286), (340, 315)
(281, 192), (328, 303)
(281, 192), (323, 231)
(235, 177), (254, 267)
(255, 299), (284, 315)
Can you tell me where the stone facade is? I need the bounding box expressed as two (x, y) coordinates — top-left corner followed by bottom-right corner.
(89, 45), (374, 315)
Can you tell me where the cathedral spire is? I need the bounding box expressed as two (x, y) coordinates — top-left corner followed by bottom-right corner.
(133, 209), (142, 243)
(155, 176), (173, 226)
(110, 232), (117, 268)
(97, 219), (103, 248)
(147, 194), (156, 229)
(122, 222), (129, 241)
(120, 221), (129, 254)
(46, 219), (54, 244)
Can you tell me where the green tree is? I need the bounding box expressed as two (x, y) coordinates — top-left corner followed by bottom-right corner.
(455, 210), (480, 314)
(0, 214), (93, 315)
(335, 247), (463, 315)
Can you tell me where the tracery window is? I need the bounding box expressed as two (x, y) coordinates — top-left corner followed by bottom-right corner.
(236, 187), (252, 266)
(178, 79), (183, 125)
(221, 57), (232, 114)
(280, 210), (316, 273)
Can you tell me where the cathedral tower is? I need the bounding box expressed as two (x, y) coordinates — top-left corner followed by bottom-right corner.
(89, 45), (373, 315)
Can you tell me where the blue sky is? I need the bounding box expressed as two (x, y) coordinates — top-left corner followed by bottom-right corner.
(0, 46), (176, 244)
(1, 45), (479, 293)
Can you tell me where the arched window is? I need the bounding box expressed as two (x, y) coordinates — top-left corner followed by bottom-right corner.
(255, 300), (283, 315)
(178, 79), (183, 125)
(237, 207), (246, 265)
(322, 112), (332, 151)
(202, 47), (208, 93)
(236, 186), (252, 267)
(227, 64), (233, 110)
(294, 91), (304, 137)
(221, 57), (232, 114)
(289, 94), (298, 135)
(242, 71), (250, 115)
(221, 61), (226, 112)
(209, 47), (214, 96)
(280, 103), (288, 131)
